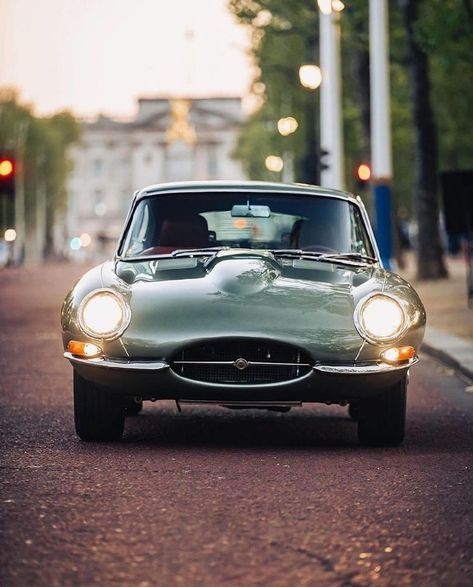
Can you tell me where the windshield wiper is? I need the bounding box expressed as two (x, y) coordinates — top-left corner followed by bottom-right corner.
(171, 246), (228, 257)
(271, 249), (321, 258)
(119, 246), (227, 262)
(271, 249), (377, 265)
(318, 252), (377, 264)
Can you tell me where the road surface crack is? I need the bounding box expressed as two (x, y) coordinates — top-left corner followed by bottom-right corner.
(269, 540), (366, 587)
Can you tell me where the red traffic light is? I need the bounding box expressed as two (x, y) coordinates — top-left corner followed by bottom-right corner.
(356, 163), (371, 182)
(0, 159), (14, 177)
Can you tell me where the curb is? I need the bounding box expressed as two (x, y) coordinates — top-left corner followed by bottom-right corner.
(421, 327), (473, 382)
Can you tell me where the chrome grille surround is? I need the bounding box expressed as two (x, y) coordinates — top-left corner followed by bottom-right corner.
(171, 339), (312, 385)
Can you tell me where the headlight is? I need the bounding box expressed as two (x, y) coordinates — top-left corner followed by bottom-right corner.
(354, 293), (407, 344)
(78, 289), (130, 339)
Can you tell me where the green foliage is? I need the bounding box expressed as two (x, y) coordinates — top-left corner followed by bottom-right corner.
(229, 0), (473, 218)
(417, 0), (473, 169)
(229, 0), (318, 181)
(0, 89), (80, 243)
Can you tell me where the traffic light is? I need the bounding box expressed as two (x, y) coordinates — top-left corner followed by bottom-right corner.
(320, 149), (330, 172)
(0, 153), (15, 199)
(355, 163), (371, 189)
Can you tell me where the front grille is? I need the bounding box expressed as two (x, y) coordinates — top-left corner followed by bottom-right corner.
(171, 339), (312, 385)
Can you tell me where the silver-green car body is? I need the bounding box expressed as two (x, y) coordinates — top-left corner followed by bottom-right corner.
(62, 181), (425, 407)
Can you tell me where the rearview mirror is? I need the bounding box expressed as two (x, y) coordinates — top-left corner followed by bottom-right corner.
(231, 204), (271, 218)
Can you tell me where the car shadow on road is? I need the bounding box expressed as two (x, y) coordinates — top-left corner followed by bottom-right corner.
(119, 403), (363, 449)
(109, 401), (472, 454)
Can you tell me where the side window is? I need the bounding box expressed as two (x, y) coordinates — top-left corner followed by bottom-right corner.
(350, 205), (374, 256)
(122, 202), (150, 256)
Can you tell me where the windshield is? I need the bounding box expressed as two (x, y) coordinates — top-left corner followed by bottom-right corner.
(119, 192), (375, 259)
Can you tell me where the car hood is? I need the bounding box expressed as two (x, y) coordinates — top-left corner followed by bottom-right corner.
(107, 251), (382, 361)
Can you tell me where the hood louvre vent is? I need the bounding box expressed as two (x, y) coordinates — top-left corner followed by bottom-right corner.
(172, 339), (312, 385)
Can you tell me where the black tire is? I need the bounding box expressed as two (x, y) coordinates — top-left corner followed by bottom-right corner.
(123, 398), (143, 416)
(73, 371), (125, 441)
(357, 376), (407, 447)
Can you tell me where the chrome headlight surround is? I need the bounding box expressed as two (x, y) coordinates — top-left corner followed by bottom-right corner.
(78, 288), (131, 341)
(354, 292), (408, 345)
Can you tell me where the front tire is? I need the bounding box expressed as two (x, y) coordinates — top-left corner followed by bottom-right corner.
(73, 371), (125, 441)
(348, 403), (360, 421)
(357, 375), (407, 446)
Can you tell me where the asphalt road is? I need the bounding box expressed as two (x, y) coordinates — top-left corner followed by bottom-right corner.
(1, 263), (472, 587)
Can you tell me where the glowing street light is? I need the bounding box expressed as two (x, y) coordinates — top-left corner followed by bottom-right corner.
(4, 228), (17, 242)
(298, 64), (322, 90)
(277, 117), (299, 136)
(265, 155), (284, 173)
(317, 0), (333, 14)
(317, 0), (345, 14)
(332, 0), (345, 12)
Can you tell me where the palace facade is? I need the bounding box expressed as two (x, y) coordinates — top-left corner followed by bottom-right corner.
(66, 96), (245, 257)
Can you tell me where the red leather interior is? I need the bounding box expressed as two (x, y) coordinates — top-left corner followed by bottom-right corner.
(140, 215), (209, 256)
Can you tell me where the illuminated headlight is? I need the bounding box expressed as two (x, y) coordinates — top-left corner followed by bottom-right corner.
(354, 294), (407, 344)
(78, 289), (130, 340)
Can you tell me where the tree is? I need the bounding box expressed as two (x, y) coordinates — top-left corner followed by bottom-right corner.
(0, 89), (80, 259)
(229, 0), (319, 182)
(397, 0), (448, 279)
(230, 1), (473, 280)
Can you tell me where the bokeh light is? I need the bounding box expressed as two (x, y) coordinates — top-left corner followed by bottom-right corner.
(298, 65), (322, 90)
(4, 228), (17, 242)
(277, 117), (298, 136)
(80, 233), (92, 247)
(70, 237), (81, 250)
(265, 155), (284, 173)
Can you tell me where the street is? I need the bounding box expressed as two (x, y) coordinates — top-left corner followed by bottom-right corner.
(1, 263), (472, 587)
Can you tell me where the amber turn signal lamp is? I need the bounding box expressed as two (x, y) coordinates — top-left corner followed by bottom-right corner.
(380, 346), (416, 365)
(67, 340), (102, 358)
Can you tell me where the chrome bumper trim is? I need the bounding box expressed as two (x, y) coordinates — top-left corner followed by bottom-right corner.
(314, 357), (418, 375)
(64, 352), (169, 372)
(65, 352), (417, 375)
(173, 360), (312, 367)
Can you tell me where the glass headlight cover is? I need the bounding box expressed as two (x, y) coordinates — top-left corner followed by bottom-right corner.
(355, 293), (407, 344)
(78, 289), (130, 339)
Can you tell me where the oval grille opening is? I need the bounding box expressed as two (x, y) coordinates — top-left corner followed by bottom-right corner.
(171, 340), (312, 385)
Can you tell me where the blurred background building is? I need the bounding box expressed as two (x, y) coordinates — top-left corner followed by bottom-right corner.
(66, 96), (245, 258)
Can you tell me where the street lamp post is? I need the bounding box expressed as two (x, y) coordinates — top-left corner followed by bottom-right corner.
(298, 64), (322, 185)
(14, 120), (29, 264)
(318, 1), (345, 190)
(370, 0), (393, 269)
(277, 116), (299, 183)
(36, 154), (47, 263)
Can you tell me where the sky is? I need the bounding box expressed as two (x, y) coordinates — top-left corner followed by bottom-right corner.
(0, 0), (252, 118)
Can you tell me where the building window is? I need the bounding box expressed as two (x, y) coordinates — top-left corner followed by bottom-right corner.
(208, 144), (218, 178)
(94, 189), (107, 216)
(93, 159), (103, 176)
(164, 143), (195, 182)
(122, 190), (131, 214)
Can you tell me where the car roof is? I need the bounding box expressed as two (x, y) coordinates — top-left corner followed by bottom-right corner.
(138, 180), (359, 203)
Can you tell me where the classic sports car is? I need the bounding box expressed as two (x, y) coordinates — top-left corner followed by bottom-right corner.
(61, 181), (425, 445)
